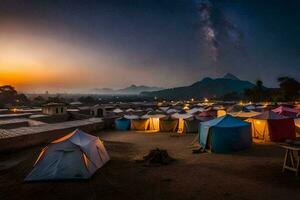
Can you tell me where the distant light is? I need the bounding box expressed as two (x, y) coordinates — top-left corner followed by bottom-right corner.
(183, 105), (189, 110)
(204, 98), (209, 103)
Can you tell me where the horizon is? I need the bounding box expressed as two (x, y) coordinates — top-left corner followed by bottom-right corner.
(1, 0), (300, 93)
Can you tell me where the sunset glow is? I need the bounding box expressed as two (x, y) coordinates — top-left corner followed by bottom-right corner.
(0, 0), (299, 93)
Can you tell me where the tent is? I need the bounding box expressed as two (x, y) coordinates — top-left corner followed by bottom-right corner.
(166, 108), (180, 114)
(230, 110), (261, 120)
(198, 115), (252, 153)
(159, 106), (169, 112)
(245, 105), (256, 110)
(171, 113), (199, 134)
(115, 117), (131, 131)
(187, 107), (205, 115)
(142, 113), (166, 132)
(295, 118), (300, 136)
(130, 118), (149, 131)
(113, 108), (123, 114)
(159, 117), (179, 132)
(227, 104), (248, 113)
(272, 106), (300, 118)
(25, 129), (110, 181)
(246, 111), (296, 142)
(217, 109), (227, 117)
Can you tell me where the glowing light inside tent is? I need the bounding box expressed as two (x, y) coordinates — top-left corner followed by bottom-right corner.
(217, 110), (227, 117)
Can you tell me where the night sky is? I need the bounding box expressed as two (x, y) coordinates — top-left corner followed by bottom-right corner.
(0, 0), (299, 92)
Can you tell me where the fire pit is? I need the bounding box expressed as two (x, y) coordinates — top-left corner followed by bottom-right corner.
(139, 148), (175, 166)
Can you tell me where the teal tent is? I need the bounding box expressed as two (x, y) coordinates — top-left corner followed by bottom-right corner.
(199, 115), (252, 153)
(115, 117), (131, 131)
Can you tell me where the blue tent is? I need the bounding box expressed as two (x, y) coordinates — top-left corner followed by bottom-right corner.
(115, 117), (131, 131)
(198, 115), (252, 153)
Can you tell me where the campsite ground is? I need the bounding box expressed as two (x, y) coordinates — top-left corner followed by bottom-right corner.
(0, 130), (299, 200)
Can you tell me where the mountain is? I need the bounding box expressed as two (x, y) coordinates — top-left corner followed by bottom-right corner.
(92, 85), (163, 95)
(223, 73), (239, 80)
(92, 88), (114, 94)
(141, 74), (255, 99)
(117, 85), (163, 95)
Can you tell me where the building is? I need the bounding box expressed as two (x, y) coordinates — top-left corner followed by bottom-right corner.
(42, 103), (67, 115)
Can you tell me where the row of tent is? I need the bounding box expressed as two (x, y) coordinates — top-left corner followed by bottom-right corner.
(115, 113), (214, 134)
(24, 109), (299, 181)
(197, 111), (296, 153)
(115, 107), (299, 136)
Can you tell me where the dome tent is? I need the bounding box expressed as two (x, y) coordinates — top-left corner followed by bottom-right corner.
(25, 129), (110, 181)
(246, 111), (296, 142)
(198, 115), (252, 153)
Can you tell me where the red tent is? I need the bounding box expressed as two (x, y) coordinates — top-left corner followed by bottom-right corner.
(247, 111), (296, 142)
(272, 106), (300, 118)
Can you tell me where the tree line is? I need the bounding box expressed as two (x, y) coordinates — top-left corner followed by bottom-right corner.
(0, 76), (299, 108)
(244, 77), (300, 102)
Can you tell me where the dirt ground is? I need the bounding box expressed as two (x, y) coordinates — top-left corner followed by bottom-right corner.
(0, 130), (299, 200)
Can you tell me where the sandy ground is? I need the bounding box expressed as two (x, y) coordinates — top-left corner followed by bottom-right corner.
(0, 130), (299, 200)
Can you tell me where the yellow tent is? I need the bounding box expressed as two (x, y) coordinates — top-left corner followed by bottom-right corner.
(246, 111), (296, 142)
(130, 119), (149, 131)
(148, 117), (160, 131)
(246, 118), (270, 140)
(295, 118), (300, 136)
(217, 110), (226, 117)
(142, 113), (166, 132)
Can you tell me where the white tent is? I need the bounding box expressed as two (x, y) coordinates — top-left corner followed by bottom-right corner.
(124, 114), (140, 120)
(166, 108), (180, 114)
(230, 111), (261, 119)
(126, 108), (135, 112)
(187, 107), (205, 114)
(159, 107), (169, 112)
(25, 129), (110, 181)
(113, 108), (123, 113)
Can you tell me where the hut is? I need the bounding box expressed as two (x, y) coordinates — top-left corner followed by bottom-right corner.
(246, 111), (296, 142)
(198, 115), (252, 153)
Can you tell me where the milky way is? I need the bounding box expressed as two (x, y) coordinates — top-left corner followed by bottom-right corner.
(195, 0), (245, 63)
